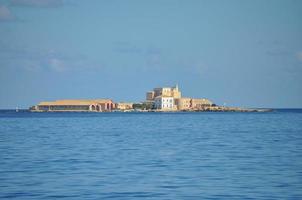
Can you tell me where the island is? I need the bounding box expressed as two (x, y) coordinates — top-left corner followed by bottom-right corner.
(29, 84), (271, 112)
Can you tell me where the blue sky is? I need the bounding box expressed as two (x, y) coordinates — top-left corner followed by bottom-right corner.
(0, 0), (301, 108)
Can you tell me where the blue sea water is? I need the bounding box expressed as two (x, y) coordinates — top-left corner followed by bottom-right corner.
(0, 110), (302, 199)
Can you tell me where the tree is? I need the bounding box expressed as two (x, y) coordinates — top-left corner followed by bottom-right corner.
(132, 103), (153, 110)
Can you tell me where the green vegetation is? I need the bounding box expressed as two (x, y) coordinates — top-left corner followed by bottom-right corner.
(133, 103), (153, 110)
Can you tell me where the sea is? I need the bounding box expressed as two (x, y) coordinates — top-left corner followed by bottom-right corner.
(0, 109), (301, 199)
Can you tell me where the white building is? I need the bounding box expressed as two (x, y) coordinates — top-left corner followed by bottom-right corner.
(146, 84), (181, 101)
(154, 96), (174, 110)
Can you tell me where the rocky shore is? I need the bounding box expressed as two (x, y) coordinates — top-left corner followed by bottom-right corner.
(117, 106), (273, 113)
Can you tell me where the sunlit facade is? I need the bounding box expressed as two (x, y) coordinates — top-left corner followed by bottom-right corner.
(32, 99), (115, 112)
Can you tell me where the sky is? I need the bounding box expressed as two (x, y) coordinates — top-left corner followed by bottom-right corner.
(0, 0), (301, 108)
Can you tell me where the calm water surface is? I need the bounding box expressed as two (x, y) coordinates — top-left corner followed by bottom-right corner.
(0, 110), (302, 199)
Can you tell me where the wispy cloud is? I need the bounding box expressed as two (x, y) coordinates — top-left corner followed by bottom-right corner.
(145, 53), (161, 68)
(296, 51), (302, 62)
(9, 0), (64, 8)
(23, 61), (41, 72)
(1, 0), (65, 23)
(113, 42), (143, 54)
(113, 42), (166, 71)
(176, 57), (209, 77)
(113, 42), (162, 56)
(48, 58), (66, 72)
(0, 42), (101, 73)
(265, 48), (291, 57)
(0, 5), (15, 21)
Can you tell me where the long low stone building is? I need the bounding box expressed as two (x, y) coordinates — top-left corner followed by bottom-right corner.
(115, 102), (133, 110)
(31, 99), (115, 112)
(175, 98), (214, 110)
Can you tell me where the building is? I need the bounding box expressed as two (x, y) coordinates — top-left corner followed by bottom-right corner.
(145, 84), (215, 111)
(154, 96), (175, 110)
(174, 97), (214, 110)
(191, 98), (213, 109)
(30, 84), (215, 112)
(115, 102), (133, 110)
(31, 99), (115, 112)
(145, 84), (181, 111)
(146, 91), (155, 101)
(146, 84), (181, 101)
(174, 97), (191, 110)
